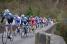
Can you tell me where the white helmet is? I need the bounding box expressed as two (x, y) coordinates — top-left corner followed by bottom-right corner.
(21, 14), (25, 17)
(4, 9), (10, 13)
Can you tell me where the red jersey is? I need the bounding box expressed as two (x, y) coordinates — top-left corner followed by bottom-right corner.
(30, 17), (36, 26)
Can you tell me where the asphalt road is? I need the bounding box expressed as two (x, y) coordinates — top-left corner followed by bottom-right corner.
(0, 23), (65, 44)
(0, 23), (54, 44)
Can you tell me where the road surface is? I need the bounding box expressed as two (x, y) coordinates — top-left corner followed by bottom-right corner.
(0, 23), (66, 44)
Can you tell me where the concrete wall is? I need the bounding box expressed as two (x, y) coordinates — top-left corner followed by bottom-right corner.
(35, 23), (66, 44)
(45, 23), (56, 34)
(35, 32), (51, 44)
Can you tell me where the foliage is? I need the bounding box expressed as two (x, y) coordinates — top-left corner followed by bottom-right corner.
(55, 10), (67, 43)
(63, 28), (67, 43)
(0, 0), (14, 3)
(36, 7), (40, 16)
(55, 22), (67, 43)
(25, 7), (33, 16)
(55, 23), (62, 35)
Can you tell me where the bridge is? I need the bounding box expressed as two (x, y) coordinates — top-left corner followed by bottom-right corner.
(0, 23), (66, 44)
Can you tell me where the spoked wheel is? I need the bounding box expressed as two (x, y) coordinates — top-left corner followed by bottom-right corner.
(20, 30), (23, 38)
(20, 29), (24, 38)
(2, 32), (7, 44)
(15, 28), (23, 38)
(2, 32), (14, 44)
(16, 25), (24, 38)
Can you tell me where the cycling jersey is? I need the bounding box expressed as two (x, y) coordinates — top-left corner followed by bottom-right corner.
(3, 9), (14, 24)
(21, 16), (28, 26)
(30, 17), (36, 26)
(15, 16), (21, 25)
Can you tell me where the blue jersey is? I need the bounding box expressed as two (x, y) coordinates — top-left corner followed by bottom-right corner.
(4, 12), (14, 19)
(21, 16), (28, 25)
(3, 12), (14, 24)
(15, 16), (21, 25)
(35, 16), (40, 24)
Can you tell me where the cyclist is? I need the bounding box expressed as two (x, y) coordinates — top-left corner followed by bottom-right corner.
(1, 9), (14, 24)
(35, 16), (40, 28)
(14, 15), (21, 34)
(29, 16), (36, 32)
(1, 9), (14, 42)
(21, 14), (28, 37)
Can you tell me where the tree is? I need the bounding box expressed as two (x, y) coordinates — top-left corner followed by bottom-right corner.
(25, 7), (33, 16)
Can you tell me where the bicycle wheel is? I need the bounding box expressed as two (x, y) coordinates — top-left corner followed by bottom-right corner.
(2, 32), (7, 44)
(2, 32), (14, 44)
